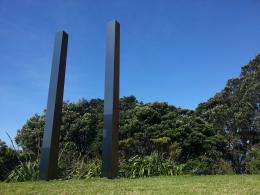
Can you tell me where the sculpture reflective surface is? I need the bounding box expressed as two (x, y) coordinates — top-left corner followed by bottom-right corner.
(39, 31), (68, 180)
(101, 20), (120, 178)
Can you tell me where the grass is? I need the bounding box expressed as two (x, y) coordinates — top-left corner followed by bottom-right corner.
(0, 175), (260, 195)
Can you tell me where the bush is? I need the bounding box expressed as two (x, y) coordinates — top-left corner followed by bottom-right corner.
(246, 145), (260, 174)
(184, 157), (234, 175)
(246, 160), (260, 174)
(184, 158), (210, 175)
(0, 139), (20, 181)
(7, 160), (39, 182)
(69, 158), (101, 179)
(119, 153), (184, 178)
(211, 159), (234, 174)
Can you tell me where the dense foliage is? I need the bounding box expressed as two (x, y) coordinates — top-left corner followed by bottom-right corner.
(2, 55), (260, 181)
(0, 139), (20, 180)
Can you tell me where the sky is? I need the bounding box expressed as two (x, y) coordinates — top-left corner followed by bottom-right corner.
(0, 0), (260, 145)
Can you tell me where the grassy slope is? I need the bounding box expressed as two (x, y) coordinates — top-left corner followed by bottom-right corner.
(0, 175), (260, 195)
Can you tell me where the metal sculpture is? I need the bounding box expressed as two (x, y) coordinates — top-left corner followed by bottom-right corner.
(39, 31), (68, 180)
(101, 20), (120, 178)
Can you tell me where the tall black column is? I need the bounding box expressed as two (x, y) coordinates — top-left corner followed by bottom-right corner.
(101, 20), (120, 178)
(39, 31), (68, 180)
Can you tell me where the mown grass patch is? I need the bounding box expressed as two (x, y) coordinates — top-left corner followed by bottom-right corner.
(0, 175), (259, 195)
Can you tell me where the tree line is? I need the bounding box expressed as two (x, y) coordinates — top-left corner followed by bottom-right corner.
(1, 55), (260, 180)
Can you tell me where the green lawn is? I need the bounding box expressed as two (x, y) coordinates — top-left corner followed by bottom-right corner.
(0, 175), (259, 195)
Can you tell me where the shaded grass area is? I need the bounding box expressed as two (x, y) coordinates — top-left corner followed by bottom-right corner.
(0, 175), (260, 195)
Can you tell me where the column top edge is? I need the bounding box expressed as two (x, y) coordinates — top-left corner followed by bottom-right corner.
(57, 31), (68, 36)
(107, 20), (120, 25)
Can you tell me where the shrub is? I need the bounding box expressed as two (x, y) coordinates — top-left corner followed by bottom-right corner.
(0, 139), (20, 181)
(7, 160), (39, 182)
(184, 158), (210, 175)
(184, 157), (234, 175)
(246, 160), (260, 174)
(119, 153), (184, 178)
(70, 158), (101, 179)
(246, 145), (260, 174)
(211, 159), (234, 174)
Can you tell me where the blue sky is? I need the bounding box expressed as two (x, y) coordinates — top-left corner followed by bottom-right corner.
(1, 0), (260, 145)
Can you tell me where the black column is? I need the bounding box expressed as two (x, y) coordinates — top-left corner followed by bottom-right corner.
(39, 31), (68, 180)
(101, 20), (120, 178)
